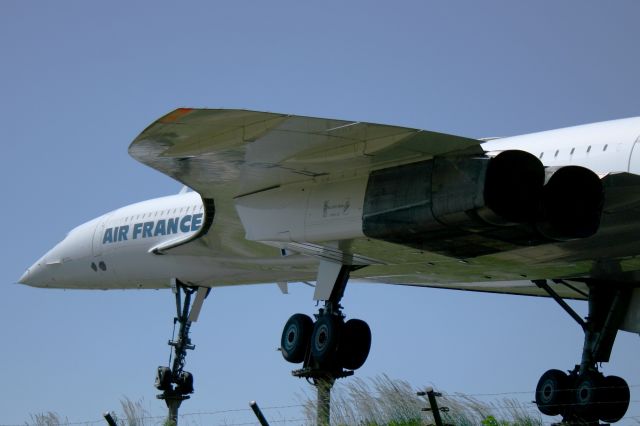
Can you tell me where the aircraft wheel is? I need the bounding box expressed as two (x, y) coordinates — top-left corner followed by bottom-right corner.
(154, 366), (173, 391)
(175, 371), (194, 395)
(338, 319), (371, 370)
(599, 375), (630, 423)
(311, 314), (342, 364)
(281, 313), (314, 363)
(535, 369), (569, 416)
(573, 371), (603, 420)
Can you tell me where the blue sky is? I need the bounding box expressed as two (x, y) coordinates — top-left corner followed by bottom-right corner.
(2, 1), (640, 424)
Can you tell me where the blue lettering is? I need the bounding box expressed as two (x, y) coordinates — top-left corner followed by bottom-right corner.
(154, 219), (166, 236)
(167, 218), (179, 234)
(102, 228), (113, 244)
(191, 213), (203, 231)
(118, 225), (129, 241)
(133, 223), (143, 239)
(143, 222), (154, 238)
(180, 215), (192, 233)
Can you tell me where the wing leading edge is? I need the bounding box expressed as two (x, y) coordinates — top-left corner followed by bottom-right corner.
(129, 108), (483, 199)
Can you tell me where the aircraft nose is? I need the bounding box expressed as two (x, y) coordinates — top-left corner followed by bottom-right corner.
(18, 260), (51, 287)
(19, 218), (97, 288)
(18, 268), (31, 284)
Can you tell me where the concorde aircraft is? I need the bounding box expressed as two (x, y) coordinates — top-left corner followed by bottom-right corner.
(20, 109), (640, 423)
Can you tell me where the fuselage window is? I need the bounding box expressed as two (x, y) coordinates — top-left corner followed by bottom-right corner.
(603, 144), (608, 151)
(539, 152), (544, 159)
(570, 148), (575, 155)
(587, 145), (592, 153)
(554, 150), (559, 158)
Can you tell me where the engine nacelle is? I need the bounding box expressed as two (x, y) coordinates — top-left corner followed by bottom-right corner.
(235, 149), (604, 258)
(362, 150), (604, 250)
(362, 150), (546, 241)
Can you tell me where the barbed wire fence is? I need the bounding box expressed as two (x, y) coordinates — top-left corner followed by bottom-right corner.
(6, 378), (640, 426)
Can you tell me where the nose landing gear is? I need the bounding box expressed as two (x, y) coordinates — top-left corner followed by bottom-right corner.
(155, 280), (210, 425)
(280, 264), (372, 425)
(534, 280), (631, 424)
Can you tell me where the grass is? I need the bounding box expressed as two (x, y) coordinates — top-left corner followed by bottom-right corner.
(27, 375), (545, 425)
(301, 374), (544, 426)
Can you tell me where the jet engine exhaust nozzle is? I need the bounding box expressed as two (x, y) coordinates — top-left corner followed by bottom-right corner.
(537, 166), (604, 240)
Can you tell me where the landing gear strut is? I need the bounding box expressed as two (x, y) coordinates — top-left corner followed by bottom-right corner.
(280, 265), (371, 425)
(155, 280), (209, 425)
(534, 280), (631, 424)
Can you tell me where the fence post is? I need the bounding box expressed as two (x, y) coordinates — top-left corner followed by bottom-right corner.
(249, 400), (270, 426)
(417, 387), (448, 426)
(103, 412), (118, 426)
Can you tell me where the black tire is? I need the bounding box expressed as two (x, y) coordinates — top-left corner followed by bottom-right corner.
(176, 371), (194, 395)
(535, 369), (569, 416)
(573, 371), (603, 420)
(338, 319), (371, 370)
(599, 375), (630, 423)
(154, 366), (172, 391)
(310, 315), (342, 364)
(280, 313), (313, 363)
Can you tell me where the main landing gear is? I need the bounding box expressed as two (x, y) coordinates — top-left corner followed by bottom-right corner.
(534, 280), (632, 424)
(154, 280), (210, 425)
(280, 264), (372, 425)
